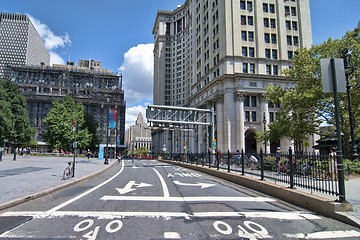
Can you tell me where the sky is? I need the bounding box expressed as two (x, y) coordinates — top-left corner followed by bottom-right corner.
(1, 0), (359, 130)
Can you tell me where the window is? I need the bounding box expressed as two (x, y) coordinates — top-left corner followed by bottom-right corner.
(241, 15), (246, 25)
(291, 7), (297, 16)
(292, 21), (298, 30)
(247, 1), (253, 10)
(250, 63), (255, 73)
(270, 19), (276, 28)
(266, 65), (271, 75)
(242, 47), (248, 56)
(288, 51), (293, 59)
(265, 49), (270, 58)
(249, 47), (254, 57)
(248, 31), (254, 41)
(272, 49), (277, 59)
(241, 31), (247, 41)
(245, 111), (250, 121)
(248, 16), (253, 25)
(293, 36), (299, 46)
(285, 6), (290, 15)
(269, 4), (275, 13)
(244, 96), (250, 106)
(270, 112), (274, 122)
(287, 35), (292, 45)
(264, 33), (270, 43)
(263, 3), (268, 12)
(273, 65), (278, 75)
(264, 18), (269, 27)
(240, 0), (246, 10)
(251, 96), (257, 107)
(286, 21), (291, 30)
(243, 63), (248, 73)
(251, 111), (257, 121)
(271, 34), (277, 43)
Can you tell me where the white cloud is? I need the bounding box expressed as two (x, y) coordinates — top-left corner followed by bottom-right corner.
(28, 15), (71, 65)
(125, 104), (148, 130)
(119, 43), (154, 106)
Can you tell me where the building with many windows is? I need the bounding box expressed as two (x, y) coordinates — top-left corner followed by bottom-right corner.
(8, 61), (126, 153)
(125, 112), (152, 152)
(152, 0), (315, 154)
(0, 12), (50, 77)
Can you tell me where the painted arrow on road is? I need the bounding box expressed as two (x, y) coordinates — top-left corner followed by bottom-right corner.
(116, 181), (153, 194)
(173, 181), (215, 189)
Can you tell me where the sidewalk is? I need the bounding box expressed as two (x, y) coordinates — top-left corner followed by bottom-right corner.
(0, 153), (114, 210)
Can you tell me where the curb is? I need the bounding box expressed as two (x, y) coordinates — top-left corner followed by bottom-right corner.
(0, 160), (117, 212)
(158, 159), (360, 228)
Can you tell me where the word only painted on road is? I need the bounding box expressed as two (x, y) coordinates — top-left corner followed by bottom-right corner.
(167, 172), (201, 178)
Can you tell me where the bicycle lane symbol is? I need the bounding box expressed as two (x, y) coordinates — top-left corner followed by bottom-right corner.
(74, 219), (123, 240)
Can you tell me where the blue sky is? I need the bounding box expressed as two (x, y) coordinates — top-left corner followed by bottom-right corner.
(1, 0), (359, 129)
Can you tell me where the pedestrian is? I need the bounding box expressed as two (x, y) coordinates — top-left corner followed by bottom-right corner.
(86, 149), (91, 162)
(276, 147), (281, 172)
(329, 146), (337, 180)
(250, 155), (258, 170)
(0, 148), (2, 161)
(13, 147), (17, 161)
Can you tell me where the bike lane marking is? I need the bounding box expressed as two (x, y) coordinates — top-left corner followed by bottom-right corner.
(44, 159), (125, 216)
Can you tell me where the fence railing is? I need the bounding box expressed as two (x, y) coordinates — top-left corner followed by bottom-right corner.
(156, 148), (343, 199)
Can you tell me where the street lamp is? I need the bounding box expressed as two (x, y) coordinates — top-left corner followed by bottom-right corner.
(342, 49), (358, 160)
(104, 96), (110, 165)
(263, 112), (267, 154)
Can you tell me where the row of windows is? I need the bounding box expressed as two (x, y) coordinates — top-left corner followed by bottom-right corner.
(240, 1), (253, 11)
(242, 47), (255, 57)
(245, 111), (277, 123)
(242, 63), (255, 74)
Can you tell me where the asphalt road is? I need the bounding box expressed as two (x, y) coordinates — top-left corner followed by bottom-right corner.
(0, 159), (359, 239)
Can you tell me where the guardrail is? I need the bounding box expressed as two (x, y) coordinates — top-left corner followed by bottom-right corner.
(156, 149), (343, 199)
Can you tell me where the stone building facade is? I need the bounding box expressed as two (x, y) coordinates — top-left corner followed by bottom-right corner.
(8, 61), (126, 151)
(152, 0), (317, 154)
(125, 112), (152, 152)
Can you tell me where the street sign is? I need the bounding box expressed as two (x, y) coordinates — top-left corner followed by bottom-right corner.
(321, 58), (346, 93)
(304, 142), (309, 148)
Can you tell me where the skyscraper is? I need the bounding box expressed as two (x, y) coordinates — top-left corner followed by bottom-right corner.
(152, 0), (314, 154)
(0, 12), (50, 77)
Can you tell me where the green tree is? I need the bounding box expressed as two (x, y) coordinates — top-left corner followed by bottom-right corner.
(262, 25), (360, 154)
(0, 80), (35, 146)
(133, 147), (150, 156)
(84, 112), (100, 152)
(43, 94), (91, 151)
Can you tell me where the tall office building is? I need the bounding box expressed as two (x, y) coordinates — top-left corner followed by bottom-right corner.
(152, 0), (314, 154)
(0, 13), (50, 77)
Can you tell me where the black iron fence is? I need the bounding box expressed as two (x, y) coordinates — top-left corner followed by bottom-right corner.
(157, 148), (344, 199)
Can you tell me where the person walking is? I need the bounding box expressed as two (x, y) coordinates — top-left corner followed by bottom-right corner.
(13, 147), (17, 161)
(86, 149), (91, 163)
(329, 146), (337, 180)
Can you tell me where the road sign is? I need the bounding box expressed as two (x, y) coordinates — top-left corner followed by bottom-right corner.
(321, 58), (346, 93)
(304, 142), (309, 148)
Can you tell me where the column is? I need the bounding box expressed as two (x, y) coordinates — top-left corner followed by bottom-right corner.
(215, 95), (224, 152)
(235, 91), (246, 151)
(224, 89), (236, 152)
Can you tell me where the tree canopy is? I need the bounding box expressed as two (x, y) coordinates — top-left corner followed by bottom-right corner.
(43, 94), (91, 151)
(263, 25), (360, 154)
(0, 80), (35, 146)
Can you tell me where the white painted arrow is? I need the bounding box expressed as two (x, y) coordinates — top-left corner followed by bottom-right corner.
(116, 181), (153, 194)
(173, 181), (215, 189)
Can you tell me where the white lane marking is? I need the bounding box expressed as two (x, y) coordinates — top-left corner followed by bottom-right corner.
(100, 196), (275, 202)
(284, 230), (360, 239)
(116, 181), (153, 194)
(44, 159), (125, 215)
(164, 232), (181, 239)
(152, 168), (170, 198)
(1, 210), (321, 220)
(173, 180), (215, 188)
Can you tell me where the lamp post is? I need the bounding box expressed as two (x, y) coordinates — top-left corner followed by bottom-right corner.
(263, 112), (267, 154)
(104, 96), (110, 165)
(342, 49), (358, 160)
